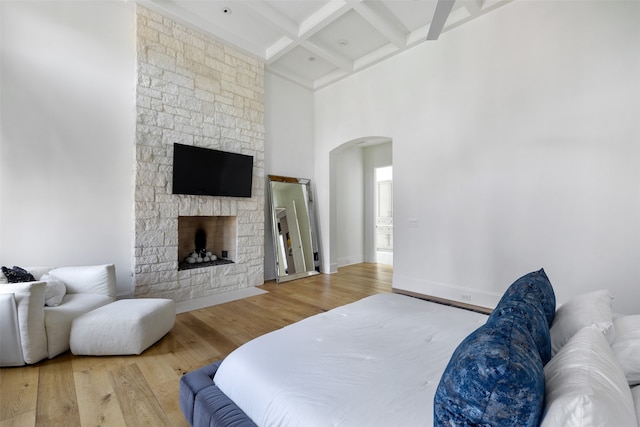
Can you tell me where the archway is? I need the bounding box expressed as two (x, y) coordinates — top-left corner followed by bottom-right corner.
(329, 137), (392, 272)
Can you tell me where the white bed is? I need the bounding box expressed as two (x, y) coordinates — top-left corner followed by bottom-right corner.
(180, 270), (640, 427)
(213, 293), (487, 427)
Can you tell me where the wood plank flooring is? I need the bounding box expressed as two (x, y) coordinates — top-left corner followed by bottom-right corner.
(0, 263), (391, 427)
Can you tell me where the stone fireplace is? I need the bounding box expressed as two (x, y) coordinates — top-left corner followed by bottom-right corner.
(133, 6), (264, 303)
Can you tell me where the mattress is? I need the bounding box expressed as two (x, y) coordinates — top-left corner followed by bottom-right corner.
(213, 293), (488, 427)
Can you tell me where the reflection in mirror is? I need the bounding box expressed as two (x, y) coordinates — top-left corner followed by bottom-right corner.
(268, 175), (320, 283)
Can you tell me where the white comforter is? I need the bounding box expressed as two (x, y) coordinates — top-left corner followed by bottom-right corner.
(214, 293), (488, 427)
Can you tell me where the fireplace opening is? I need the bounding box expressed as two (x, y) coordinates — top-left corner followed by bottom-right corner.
(178, 216), (237, 271)
(195, 228), (206, 252)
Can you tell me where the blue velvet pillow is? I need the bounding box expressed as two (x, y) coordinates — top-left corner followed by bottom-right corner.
(489, 289), (552, 364)
(501, 268), (556, 326)
(434, 315), (545, 427)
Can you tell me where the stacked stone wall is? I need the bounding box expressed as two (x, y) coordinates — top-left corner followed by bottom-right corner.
(134, 6), (264, 301)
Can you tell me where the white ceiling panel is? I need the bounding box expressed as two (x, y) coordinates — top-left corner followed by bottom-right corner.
(141, 0), (515, 90)
(270, 45), (340, 81)
(310, 9), (390, 61)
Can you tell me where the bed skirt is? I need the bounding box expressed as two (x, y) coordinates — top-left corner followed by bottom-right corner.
(180, 360), (257, 427)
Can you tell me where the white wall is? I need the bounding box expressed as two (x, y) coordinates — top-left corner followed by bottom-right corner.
(314, 1), (640, 314)
(334, 145), (364, 267)
(0, 1), (136, 295)
(263, 72), (315, 280)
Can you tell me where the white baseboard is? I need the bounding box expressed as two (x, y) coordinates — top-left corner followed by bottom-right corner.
(393, 274), (501, 310)
(336, 254), (365, 268)
(327, 262), (338, 274)
(175, 287), (268, 314)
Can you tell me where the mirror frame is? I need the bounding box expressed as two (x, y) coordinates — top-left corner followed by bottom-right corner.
(268, 175), (320, 283)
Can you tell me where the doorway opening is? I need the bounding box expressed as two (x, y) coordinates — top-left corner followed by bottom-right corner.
(375, 166), (393, 265)
(328, 136), (392, 273)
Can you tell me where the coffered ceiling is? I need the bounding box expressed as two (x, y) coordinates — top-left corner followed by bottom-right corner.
(140, 0), (514, 90)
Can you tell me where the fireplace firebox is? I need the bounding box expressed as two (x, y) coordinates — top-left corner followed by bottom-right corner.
(178, 216), (237, 271)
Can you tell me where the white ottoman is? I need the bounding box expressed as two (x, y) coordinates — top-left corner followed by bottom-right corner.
(70, 298), (175, 356)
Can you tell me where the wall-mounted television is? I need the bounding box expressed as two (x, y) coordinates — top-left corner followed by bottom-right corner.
(172, 143), (253, 198)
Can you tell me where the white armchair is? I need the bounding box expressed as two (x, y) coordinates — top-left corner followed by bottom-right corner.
(0, 264), (116, 366)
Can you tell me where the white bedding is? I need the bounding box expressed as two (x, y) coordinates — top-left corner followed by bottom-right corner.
(214, 293), (488, 427)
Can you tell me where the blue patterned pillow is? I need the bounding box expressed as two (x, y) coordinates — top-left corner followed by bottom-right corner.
(501, 268), (556, 326)
(434, 315), (545, 426)
(489, 288), (552, 364)
(1, 266), (35, 283)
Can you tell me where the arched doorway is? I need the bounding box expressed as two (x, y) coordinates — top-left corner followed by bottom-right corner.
(329, 137), (392, 271)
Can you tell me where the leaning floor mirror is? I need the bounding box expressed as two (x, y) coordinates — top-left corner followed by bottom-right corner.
(268, 175), (320, 283)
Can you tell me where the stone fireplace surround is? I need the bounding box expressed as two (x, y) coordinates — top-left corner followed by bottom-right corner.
(133, 6), (265, 303)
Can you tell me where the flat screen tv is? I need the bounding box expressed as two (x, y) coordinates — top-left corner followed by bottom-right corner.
(172, 143), (253, 198)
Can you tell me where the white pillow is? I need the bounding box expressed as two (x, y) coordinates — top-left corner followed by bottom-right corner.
(541, 325), (637, 427)
(611, 315), (640, 386)
(632, 386), (640, 427)
(550, 290), (613, 355)
(40, 274), (66, 307)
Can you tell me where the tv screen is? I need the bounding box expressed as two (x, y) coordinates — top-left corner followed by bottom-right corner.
(172, 143), (253, 198)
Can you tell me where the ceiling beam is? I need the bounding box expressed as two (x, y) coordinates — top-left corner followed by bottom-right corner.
(298, 1), (351, 38)
(427, 0), (456, 40)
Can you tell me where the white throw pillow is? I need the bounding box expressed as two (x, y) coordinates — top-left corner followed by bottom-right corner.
(40, 274), (66, 307)
(611, 315), (640, 386)
(550, 290), (613, 355)
(541, 325), (637, 427)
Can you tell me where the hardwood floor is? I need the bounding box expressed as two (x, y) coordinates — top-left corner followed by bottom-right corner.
(0, 263), (392, 427)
